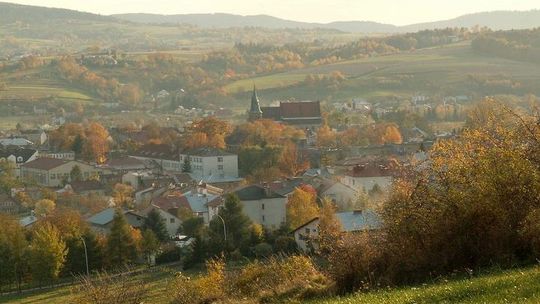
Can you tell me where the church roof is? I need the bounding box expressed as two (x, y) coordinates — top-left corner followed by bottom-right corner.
(249, 86), (262, 114)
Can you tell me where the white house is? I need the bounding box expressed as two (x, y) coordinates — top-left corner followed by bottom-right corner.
(293, 210), (382, 252)
(142, 204), (182, 237)
(315, 179), (358, 210)
(21, 158), (106, 187)
(341, 163), (395, 194)
(232, 184), (287, 230)
(180, 148), (239, 182)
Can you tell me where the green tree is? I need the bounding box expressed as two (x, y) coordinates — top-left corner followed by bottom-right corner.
(106, 209), (137, 267)
(209, 194), (252, 255)
(63, 229), (104, 275)
(141, 229), (160, 265)
(72, 134), (84, 158)
(70, 165), (83, 182)
(0, 214), (28, 292)
(29, 222), (68, 285)
(182, 157), (192, 173)
(144, 209), (169, 241)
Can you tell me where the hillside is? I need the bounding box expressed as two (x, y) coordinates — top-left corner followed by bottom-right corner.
(225, 42), (540, 103)
(113, 10), (540, 33)
(0, 2), (113, 25)
(3, 264), (540, 303)
(312, 266), (540, 304)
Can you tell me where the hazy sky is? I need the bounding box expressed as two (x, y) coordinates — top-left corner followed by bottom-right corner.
(8, 0), (540, 25)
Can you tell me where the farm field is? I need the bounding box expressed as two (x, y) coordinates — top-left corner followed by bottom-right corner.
(226, 42), (540, 102)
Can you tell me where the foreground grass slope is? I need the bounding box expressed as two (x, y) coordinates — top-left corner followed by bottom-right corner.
(314, 266), (540, 304)
(3, 264), (540, 303)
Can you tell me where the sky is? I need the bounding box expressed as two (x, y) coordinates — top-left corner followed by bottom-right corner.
(7, 0), (540, 25)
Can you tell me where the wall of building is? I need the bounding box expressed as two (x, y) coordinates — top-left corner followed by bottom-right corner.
(240, 197), (287, 230)
(294, 220), (319, 252)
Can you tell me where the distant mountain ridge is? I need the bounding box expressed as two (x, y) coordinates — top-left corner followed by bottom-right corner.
(113, 10), (540, 33)
(1, 2), (540, 33)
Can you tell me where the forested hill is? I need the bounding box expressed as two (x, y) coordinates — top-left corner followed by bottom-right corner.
(0, 2), (113, 25)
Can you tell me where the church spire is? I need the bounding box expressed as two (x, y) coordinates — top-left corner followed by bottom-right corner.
(248, 85), (262, 121)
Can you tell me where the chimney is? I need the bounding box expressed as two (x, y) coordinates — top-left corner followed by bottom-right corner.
(262, 183), (271, 197)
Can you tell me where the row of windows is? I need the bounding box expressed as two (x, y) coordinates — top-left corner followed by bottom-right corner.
(50, 172), (91, 180)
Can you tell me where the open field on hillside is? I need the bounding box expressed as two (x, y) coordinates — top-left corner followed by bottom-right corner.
(313, 265), (540, 304)
(3, 264), (540, 303)
(227, 42), (540, 102)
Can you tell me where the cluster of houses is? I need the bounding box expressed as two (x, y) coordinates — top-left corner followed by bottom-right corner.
(0, 91), (436, 253)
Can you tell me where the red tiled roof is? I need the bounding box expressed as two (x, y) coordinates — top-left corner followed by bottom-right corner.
(70, 180), (104, 193)
(152, 194), (191, 211)
(107, 157), (144, 167)
(22, 158), (68, 170)
(279, 101), (321, 118)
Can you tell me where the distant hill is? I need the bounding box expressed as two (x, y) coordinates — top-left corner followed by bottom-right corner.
(0, 2), (113, 25)
(401, 10), (540, 32)
(114, 10), (540, 33)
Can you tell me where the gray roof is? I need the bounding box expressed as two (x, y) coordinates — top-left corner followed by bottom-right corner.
(293, 210), (382, 233)
(182, 147), (234, 157)
(87, 208), (143, 226)
(233, 185), (285, 201)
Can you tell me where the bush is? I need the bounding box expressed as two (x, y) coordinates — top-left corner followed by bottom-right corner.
(253, 242), (273, 258)
(169, 257), (225, 304)
(520, 208), (540, 258)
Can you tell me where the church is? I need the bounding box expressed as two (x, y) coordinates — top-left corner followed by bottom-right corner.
(248, 86), (323, 130)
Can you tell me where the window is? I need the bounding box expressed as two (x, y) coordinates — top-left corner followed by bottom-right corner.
(218, 165), (223, 170)
(170, 218), (175, 223)
(261, 203), (265, 210)
(262, 215), (265, 222)
(51, 174), (56, 180)
(305, 228), (310, 234)
(217, 157), (223, 162)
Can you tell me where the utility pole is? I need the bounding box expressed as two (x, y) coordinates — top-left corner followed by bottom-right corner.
(80, 235), (89, 276)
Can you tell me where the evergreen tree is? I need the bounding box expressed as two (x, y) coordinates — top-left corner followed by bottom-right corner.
(70, 165), (82, 182)
(209, 194), (252, 255)
(182, 157), (192, 173)
(106, 209), (137, 267)
(63, 229), (104, 275)
(72, 134), (84, 159)
(29, 222), (68, 285)
(144, 209), (169, 241)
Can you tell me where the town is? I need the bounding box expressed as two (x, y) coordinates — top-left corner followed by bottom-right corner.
(3, 1), (540, 303)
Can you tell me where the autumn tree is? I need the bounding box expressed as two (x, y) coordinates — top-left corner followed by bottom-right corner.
(70, 165), (83, 182)
(35, 199), (56, 217)
(287, 187), (319, 229)
(0, 214), (28, 292)
(278, 141), (309, 177)
(185, 117), (232, 149)
(112, 183), (134, 207)
(83, 122), (110, 164)
(141, 230), (160, 265)
(29, 222), (68, 285)
(316, 124), (336, 148)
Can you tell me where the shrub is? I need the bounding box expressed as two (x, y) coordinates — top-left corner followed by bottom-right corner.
(253, 242), (273, 258)
(169, 257), (225, 304)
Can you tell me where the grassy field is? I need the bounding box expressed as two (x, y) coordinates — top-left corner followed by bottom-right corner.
(3, 264), (540, 303)
(313, 266), (540, 304)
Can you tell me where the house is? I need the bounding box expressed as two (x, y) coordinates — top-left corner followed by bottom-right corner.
(182, 183), (223, 224)
(19, 129), (48, 146)
(341, 162), (396, 194)
(0, 193), (20, 215)
(293, 210), (382, 252)
(0, 146), (38, 177)
(130, 143), (182, 173)
(315, 178), (358, 210)
(231, 184), (287, 230)
(21, 158), (105, 187)
(87, 208), (145, 234)
(151, 192), (190, 215)
(141, 204), (181, 237)
(20, 213), (38, 228)
(248, 86), (322, 129)
(0, 137), (34, 147)
(180, 147), (240, 183)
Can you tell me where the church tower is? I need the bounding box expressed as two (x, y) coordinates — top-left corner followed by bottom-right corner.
(248, 85), (263, 121)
